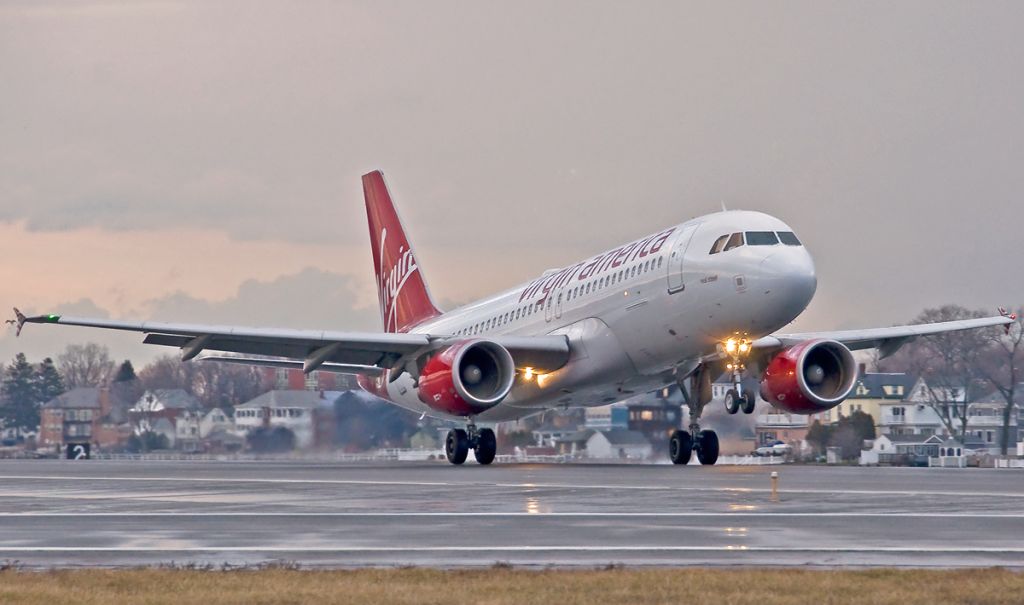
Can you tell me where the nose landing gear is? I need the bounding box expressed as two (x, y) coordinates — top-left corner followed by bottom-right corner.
(445, 422), (496, 465)
(723, 337), (756, 415)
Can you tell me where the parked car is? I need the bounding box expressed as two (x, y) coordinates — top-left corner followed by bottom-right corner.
(754, 442), (792, 457)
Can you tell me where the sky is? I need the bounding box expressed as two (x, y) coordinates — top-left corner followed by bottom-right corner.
(1, 1), (1023, 366)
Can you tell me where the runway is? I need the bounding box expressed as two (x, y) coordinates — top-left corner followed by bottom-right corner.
(0, 459), (1022, 568)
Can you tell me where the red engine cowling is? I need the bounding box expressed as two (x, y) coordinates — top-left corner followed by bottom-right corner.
(760, 339), (858, 414)
(418, 339), (516, 416)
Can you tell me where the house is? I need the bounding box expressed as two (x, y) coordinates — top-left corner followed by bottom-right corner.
(875, 377), (1018, 453)
(624, 395), (682, 442)
(235, 390), (341, 449)
(971, 385), (1021, 453)
(260, 367), (358, 391)
(39, 387), (132, 452)
(584, 403), (628, 430)
(755, 411), (809, 447)
(130, 390), (202, 427)
(199, 407), (235, 439)
(876, 377), (958, 438)
(860, 433), (944, 466)
(823, 371), (917, 428)
(585, 429), (653, 460)
(553, 429), (593, 456)
(532, 424), (577, 447)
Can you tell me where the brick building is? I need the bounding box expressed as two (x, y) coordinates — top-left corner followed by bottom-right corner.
(39, 387), (132, 452)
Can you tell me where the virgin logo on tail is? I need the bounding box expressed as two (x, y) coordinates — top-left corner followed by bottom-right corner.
(377, 227), (420, 333)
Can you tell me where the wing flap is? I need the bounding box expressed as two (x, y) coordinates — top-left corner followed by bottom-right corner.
(198, 355), (385, 376)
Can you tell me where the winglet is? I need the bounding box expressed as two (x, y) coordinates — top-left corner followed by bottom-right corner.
(9, 307), (27, 337)
(999, 307), (1018, 334)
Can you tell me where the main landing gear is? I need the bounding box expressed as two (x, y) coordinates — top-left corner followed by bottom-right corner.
(445, 422), (496, 465)
(670, 364), (719, 465)
(670, 337), (757, 466)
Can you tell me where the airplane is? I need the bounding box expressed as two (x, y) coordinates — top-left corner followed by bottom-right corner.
(12, 171), (1014, 466)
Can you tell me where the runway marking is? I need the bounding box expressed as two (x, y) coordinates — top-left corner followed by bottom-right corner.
(3, 512), (1024, 518)
(2, 475), (1023, 499)
(0, 546), (1022, 553)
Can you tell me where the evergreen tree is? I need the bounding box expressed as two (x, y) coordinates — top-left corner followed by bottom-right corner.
(35, 357), (65, 403)
(1, 353), (39, 435)
(114, 360), (137, 383)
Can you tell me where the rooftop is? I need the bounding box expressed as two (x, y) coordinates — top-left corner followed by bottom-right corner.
(237, 390), (342, 410)
(593, 429), (651, 446)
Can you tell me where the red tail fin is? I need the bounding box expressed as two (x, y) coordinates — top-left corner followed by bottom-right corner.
(363, 171), (442, 333)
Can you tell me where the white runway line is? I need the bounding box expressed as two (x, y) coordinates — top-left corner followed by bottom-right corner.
(3, 511), (1024, 518)
(0, 546), (1023, 553)
(2, 475), (1023, 499)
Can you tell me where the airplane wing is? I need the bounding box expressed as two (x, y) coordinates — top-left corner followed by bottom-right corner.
(10, 309), (570, 374)
(751, 314), (1014, 358)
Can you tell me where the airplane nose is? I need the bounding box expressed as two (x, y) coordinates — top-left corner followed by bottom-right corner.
(759, 249), (817, 310)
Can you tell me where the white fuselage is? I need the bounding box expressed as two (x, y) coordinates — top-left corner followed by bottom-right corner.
(377, 210), (817, 422)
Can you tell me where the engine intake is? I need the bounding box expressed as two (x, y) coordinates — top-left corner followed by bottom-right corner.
(760, 339), (857, 414)
(418, 340), (516, 416)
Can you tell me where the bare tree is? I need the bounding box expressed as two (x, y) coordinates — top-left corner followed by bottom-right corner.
(57, 343), (115, 388)
(138, 355), (267, 409)
(881, 305), (991, 442)
(977, 308), (1023, 455)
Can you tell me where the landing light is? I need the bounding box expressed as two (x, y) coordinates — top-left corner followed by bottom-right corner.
(523, 367), (534, 380)
(739, 342), (750, 353)
(725, 339), (737, 353)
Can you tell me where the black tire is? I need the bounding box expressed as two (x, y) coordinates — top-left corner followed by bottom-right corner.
(724, 389), (740, 415)
(474, 428), (497, 465)
(740, 393), (756, 414)
(669, 430), (692, 465)
(696, 430), (720, 465)
(445, 428), (469, 465)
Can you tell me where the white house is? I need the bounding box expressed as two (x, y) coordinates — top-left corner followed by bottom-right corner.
(199, 408), (235, 438)
(585, 429), (653, 460)
(234, 390), (340, 448)
(860, 433), (943, 466)
(174, 410), (202, 452)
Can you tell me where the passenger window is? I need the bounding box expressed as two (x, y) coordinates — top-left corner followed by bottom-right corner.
(658, 257), (663, 268)
(778, 231), (802, 246)
(723, 232), (744, 251)
(745, 231), (779, 246)
(709, 235), (729, 254)
(644, 260), (650, 272)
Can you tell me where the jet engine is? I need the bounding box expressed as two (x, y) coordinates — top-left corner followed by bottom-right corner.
(759, 339), (858, 414)
(418, 339), (516, 416)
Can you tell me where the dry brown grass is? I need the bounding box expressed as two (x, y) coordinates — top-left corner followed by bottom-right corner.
(0, 567), (1022, 605)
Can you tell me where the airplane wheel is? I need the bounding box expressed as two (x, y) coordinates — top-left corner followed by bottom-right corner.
(696, 430), (719, 465)
(724, 389), (740, 415)
(474, 428), (496, 465)
(446, 429), (469, 465)
(740, 394), (756, 414)
(669, 430), (692, 465)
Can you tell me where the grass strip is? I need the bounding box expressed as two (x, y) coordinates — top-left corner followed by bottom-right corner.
(1, 566), (1023, 605)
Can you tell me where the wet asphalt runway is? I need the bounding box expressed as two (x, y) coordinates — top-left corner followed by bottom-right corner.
(0, 459), (1022, 568)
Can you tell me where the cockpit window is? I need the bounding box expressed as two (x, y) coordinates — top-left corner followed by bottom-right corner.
(723, 232), (744, 252)
(745, 231), (779, 246)
(708, 235), (729, 255)
(777, 231), (802, 246)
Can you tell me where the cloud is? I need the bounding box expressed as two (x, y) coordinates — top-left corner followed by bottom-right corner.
(0, 1), (1022, 344)
(2, 268), (381, 367)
